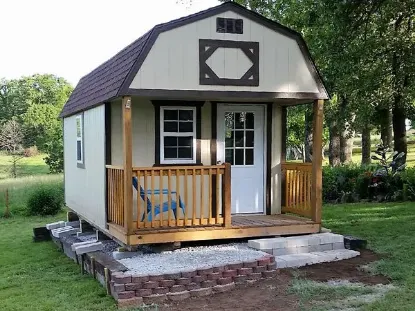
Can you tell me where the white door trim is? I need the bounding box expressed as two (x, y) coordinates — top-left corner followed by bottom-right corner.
(216, 103), (267, 215)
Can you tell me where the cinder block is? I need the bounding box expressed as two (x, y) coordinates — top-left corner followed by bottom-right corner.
(295, 246), (310, 254)
(112, 251), (141, 260)
(65, 221), (80, 228)
(46, 221), (65, 230)
(52, 227), (79, 238)
(71, 240), (97, 251)
(275, 258), (287, 268)
(308, 245), (320, 252)
(307, 237), (321, 246)
(331, 234), (345, 243)
(272, 248), (287, 256)
(248, 238), (286, 250)
(286, 236), (309, 247)
(333, 242), (345, 250)
(74, 242), (103, 255)
(320, 244), (333, 251)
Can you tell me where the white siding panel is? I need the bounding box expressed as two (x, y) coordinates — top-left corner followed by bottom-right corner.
(64, 105), (106, 228)
(130, 10), (319, 94)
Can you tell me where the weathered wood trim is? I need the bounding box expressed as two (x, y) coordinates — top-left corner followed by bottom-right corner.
(199, 39), (259, 87)
(311, 99), (324, 224)
(122, 97), (133, 234)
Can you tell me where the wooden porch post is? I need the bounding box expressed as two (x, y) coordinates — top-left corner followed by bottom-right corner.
(223, 163), (232, 227)
(122, 96), (133, 234)
(311, 99), (324, 224)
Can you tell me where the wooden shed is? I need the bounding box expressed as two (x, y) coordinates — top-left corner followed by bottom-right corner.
(60, 2), (328, 246)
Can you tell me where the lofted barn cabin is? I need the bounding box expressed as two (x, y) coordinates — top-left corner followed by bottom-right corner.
(60, 2), (329, 246)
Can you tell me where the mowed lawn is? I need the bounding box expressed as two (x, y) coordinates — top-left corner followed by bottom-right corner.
(0, 153), (49, 179)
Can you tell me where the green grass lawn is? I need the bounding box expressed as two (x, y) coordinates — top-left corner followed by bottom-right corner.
(0, 153), (49, 179)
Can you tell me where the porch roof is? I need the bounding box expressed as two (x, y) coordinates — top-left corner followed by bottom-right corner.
(60, 2), (329, 118)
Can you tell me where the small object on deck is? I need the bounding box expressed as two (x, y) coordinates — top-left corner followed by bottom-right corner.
(46, 221), (65, 230)
(132, 177), (185, 221)
(32, 227), (51, 242)
(344, 236), (367, 250)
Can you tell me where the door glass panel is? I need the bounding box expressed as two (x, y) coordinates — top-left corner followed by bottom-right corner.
(224, 110), (255, 166)
(245, 149), (254, 165)
(245, 131), (254, 147)
(235, 149), (244, 165)
(234, 131), (244, 147)
(225, 149), (234, 165)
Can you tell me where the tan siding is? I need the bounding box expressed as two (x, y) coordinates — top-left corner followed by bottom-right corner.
(271, 104), (282, 214)
(130, 10), (319, 94)
(64, 105), (106, 228)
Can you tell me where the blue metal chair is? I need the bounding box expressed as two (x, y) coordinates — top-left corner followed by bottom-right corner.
(132, 177), (185, 222)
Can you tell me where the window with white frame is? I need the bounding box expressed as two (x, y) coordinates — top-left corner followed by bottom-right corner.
(160, 107), (196, 164)
(76, 114), (84, 166)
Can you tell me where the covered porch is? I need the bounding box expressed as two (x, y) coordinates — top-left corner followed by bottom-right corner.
(105, 97), (324, 246)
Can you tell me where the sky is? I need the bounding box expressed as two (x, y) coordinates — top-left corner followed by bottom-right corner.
(0, 0), (220, 86)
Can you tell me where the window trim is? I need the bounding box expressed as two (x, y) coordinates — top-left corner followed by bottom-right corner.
(152, 101), (203, 166)
(76, 114), (85, 169)
(216, 17), (244, 34)
(160, 106), (197, 165)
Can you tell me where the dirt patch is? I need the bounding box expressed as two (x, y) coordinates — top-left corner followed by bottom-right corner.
(161, 249), (389, 311)
(294, 249), (390, 285)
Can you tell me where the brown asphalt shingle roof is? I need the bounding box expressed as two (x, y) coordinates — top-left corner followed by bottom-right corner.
(61, 2), (329, 118)
(60, 29), (153, 117)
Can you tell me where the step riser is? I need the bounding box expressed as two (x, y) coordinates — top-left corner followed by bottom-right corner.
(262, 242), (344, 256)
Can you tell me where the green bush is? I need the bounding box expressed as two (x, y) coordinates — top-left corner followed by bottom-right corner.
(322, 164), (377, 202)
(401, 168), (415, 200)
(26, 184), (64, 216)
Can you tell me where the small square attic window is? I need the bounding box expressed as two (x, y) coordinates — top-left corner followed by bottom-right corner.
(216, 17), (243, 34)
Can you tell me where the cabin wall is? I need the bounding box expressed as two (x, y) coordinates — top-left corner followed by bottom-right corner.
(130, 10), (319, 94)
(64, 105), (106, 228)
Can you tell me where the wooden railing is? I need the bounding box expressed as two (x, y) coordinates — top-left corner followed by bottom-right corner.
(107, 166), (125, 227)
(106, 164), (232, 232)
(281, 162), (312, 218)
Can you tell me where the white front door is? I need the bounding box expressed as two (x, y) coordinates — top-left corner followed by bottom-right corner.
(217, 104), (265, 214)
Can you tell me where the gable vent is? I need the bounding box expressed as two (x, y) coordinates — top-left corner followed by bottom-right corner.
(216, 17), (243, 34)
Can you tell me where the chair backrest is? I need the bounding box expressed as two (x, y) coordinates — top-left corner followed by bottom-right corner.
(132, 177), (151, 209)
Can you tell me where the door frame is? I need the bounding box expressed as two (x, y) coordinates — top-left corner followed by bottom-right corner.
(213, 102), (269, 215)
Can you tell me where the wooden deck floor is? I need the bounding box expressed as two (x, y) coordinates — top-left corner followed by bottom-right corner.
(231, 214), (315, 228)
(106, 214), (320, 245)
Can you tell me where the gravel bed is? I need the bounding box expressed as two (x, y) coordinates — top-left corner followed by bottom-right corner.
(119, 243), (268, 275)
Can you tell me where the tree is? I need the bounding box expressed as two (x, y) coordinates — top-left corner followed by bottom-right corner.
(0, 120), (24, 178)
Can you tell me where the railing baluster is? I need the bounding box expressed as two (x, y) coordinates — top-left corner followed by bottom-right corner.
(168, 169), (172, 227)
(216, 167), (220, 225)
(143, 170), (149, 228)
(136, 170), (141, 228)
(192, 168), (196, 226)
(184, 168), (188, 227)
(159, 168), (164, 227)
(208, 168), (212, 224)
(151, 169), (155, 228)
(175, 169), (180, 227)
(200, 168), (205, 225)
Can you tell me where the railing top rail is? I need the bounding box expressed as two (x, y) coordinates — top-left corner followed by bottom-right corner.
(282, 162), (312, 171)
(106, 165), (124, 170)
(132, 164), (226, 171)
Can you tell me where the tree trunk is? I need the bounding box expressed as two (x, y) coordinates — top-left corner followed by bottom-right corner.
(304, 107), (313, 162)
(340, 131), (354, 164)
(380, 106), (393, 147)
(361, 125), (371, 165)
(329, 120), (341, 166)
(392, 103), (407, 162)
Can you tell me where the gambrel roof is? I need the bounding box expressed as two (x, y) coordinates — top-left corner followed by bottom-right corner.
(61, 2), (328, 117)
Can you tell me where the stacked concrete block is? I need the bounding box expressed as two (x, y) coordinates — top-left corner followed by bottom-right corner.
(46, 221), (65, 230)
(51, 226), (80, 238)
(111, 255), (278, 308)
(248, 233), (360, 269)
(74, 242), (103, 255)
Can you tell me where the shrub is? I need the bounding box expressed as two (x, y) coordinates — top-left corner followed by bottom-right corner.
(401, 167), (415, 200)
(26, 184), (64, 216)
(23, 146), (39, 157)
